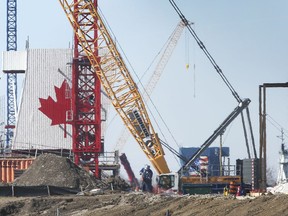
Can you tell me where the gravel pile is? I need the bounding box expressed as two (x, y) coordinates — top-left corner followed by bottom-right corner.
(106, 175), (131, 191)
(13, 154), (104, 190)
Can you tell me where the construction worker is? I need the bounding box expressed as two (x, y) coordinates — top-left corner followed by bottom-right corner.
(140, 164), (153, 192)
(236, 186), (240, 196)
(223, 185), (229, 196)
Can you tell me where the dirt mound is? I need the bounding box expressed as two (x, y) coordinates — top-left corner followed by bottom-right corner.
(1, 193), (288, 216)
(13, 154), (103, 190)
(105, 175), (131, 191)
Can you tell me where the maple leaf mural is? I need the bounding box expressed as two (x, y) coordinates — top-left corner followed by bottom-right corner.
(39, 80), (72, 126)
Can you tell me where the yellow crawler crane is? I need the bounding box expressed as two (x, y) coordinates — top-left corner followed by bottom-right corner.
(58, 0), (170, 174)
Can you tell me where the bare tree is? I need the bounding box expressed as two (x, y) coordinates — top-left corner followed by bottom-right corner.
(266, 166), (277, 187)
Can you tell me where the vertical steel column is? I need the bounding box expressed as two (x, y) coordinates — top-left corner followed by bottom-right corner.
(263, 86), (267, 190)
(5, 0), (17, 151)
(72, 0), (101, 178)
(219, 133), (223, 176)
(259, 85), (263, 190)
(259, 84), (267, 191)
(259, 82), (288, 191)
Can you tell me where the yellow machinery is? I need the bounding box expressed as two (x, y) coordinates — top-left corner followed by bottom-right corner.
(58, 2), (254, 195)
(58, 0), (170, 174)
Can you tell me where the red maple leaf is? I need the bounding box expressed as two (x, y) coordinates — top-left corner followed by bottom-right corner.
(39, 80), (72, 126)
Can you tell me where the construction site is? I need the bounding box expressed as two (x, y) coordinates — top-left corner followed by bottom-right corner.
(0, 0), (287, 215)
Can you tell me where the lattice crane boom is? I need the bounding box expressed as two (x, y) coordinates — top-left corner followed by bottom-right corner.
(114, 20), (186, 152)
(59, 0), (170, 174)
(145, 20), (185, 98)
(5, 0), (18, 151)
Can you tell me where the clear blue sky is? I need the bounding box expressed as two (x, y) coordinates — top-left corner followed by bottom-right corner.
(0, 1), (288, 180)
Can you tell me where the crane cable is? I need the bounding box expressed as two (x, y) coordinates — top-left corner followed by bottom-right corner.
(139, 30), (175, 82)
(99, 7), (181, 151)
(169, 0), (242, 103)
(266, 114), (288, 139)
(169, 0), (259, 161)
(192, 25), (197, 98)
(185, 28), (190, 72)
(185, 25), (197, 98)
(106, 29), (170, 136)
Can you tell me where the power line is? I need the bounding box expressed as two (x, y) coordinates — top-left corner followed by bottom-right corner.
(266, 114), (288, 139)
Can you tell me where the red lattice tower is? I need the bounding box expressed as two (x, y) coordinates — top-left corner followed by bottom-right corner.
(72, 0), (102, 178)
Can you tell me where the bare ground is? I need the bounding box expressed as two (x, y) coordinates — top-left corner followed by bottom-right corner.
(4, 154), (287, 216)
(0, 192), (287, 216)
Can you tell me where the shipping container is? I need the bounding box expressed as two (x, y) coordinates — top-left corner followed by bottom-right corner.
(179, 147), (230, 176)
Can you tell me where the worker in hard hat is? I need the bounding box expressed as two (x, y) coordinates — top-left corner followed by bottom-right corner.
(140, 164), (153, 192)
(223, 185), (228, 196)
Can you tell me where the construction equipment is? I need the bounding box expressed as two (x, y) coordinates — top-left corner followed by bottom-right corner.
(63, 0), (102, 178)
(156, 1), (258, 194)
(169, 0), (242, 104)
(59, 0), (170, 174)
(114, 20), (186, 152)
(157, 99), (250, 193)
(169, 0), (256, 158)
(59, 1), (256, 194)
(119, 153), (140, 190)
(4, 0), (18, 152)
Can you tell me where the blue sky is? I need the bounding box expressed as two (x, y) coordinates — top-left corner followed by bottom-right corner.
(0, 1), (288, 180)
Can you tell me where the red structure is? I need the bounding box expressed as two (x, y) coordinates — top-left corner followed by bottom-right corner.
(72, 0), (102, 178)
(119, 153), (140, 190)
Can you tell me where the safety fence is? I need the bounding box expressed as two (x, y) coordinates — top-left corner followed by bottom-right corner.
(0, 185), (80, 197)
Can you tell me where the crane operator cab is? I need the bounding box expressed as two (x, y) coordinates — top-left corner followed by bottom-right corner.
(157, 173), (179, 194)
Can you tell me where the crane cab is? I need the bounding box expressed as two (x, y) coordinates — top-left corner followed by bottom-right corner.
(157, 172), (179, 194)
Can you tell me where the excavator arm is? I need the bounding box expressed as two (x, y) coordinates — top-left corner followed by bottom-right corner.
(58, 0), (170, 174)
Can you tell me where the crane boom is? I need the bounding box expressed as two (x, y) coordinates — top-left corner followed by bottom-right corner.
(144, 20), (185, 99)
(179, 98), (251, 174)
(114, 20), (186, 152)
(169, 0), (256, 161)
(169, 0), (242, 103)
(58, 0), (170, 174)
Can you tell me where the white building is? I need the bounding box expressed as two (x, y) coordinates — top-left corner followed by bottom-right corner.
(2, 49), (109, 151)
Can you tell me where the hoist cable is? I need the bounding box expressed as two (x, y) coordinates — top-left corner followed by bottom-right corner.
(169, 0), (242, 103)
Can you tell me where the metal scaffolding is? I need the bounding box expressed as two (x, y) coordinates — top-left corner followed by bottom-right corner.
(5, 0), (18, 151)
